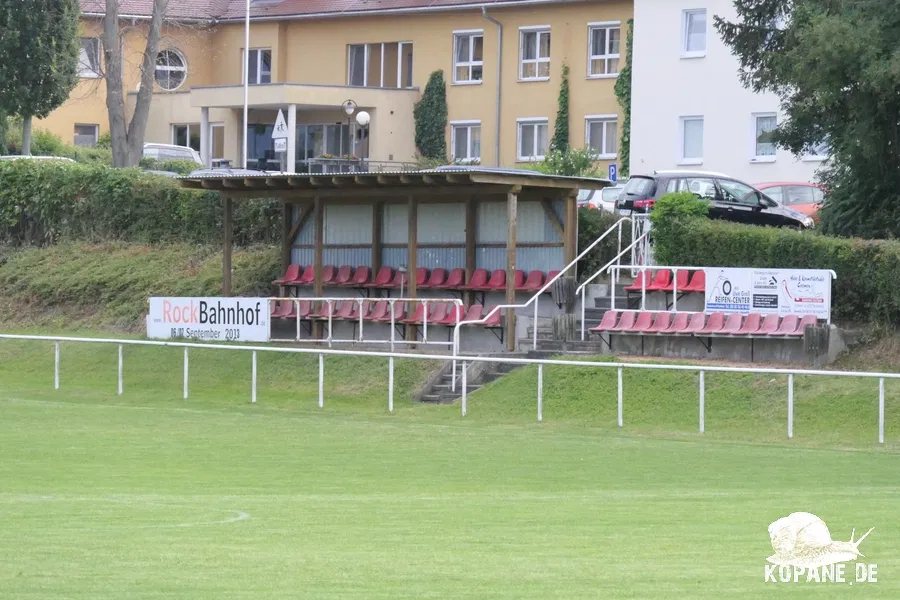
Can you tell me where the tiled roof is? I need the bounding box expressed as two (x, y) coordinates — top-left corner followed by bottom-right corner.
(80, 0), (576, 20)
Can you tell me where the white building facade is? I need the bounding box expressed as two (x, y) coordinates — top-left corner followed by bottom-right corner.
(630, 0), (827, 185)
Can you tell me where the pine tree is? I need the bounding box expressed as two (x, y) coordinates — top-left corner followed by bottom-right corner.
(413, 70), (448, 161)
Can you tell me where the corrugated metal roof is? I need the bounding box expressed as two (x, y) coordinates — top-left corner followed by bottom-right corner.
(79, 0), (583, 20)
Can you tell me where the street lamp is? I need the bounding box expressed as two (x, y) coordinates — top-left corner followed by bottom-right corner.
(340, 100), (357, 162)
(355, 111), (370, 161)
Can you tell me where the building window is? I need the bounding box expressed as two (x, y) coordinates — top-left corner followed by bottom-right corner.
(803, 140), (829, 161)
(585, 116), (618, 158)
(78, 37), (101, 78)
(451, 121), (481, 163)
(682, 9), (707, 57)
(588, 23), (620, 77)
(244, 48), (272, 85)
(73, 124), (98, 148)
(752, 113), (777, 160)
(172, 124), (201, 151)
(348, 42), (414, 88)
(517, 118), (549, 161)
(679, 116), (704, 164)
(519, 27), (551, 80)
(453, 31), (483, 84)
(155, 49), (187, 90)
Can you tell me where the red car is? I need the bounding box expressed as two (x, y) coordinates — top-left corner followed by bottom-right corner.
(753, 182), (825, 220)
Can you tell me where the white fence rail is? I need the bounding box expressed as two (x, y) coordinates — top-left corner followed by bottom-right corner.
(0, 333), (891, 445)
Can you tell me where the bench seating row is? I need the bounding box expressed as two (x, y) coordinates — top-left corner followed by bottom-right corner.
(624, 269), (706, 294)
(590, 311), (818, 338)
(273, 264), (560, 294)
(270, 300), (503, 328)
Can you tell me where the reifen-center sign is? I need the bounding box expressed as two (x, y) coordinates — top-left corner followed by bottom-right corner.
(146, 297), (270, 342)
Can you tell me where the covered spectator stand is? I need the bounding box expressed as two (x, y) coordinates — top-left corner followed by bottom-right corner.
(179, 169), (609, 350)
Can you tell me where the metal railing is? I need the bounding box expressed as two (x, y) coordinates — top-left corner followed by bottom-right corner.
(630, 214), (653, 276)
(0, 333), (890, 445)
(269, 297), (463, 350)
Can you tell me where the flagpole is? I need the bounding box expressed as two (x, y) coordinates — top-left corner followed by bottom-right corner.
(242, 0), (250, 169)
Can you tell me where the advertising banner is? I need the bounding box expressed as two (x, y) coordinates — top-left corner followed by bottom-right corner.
(146, 297), (270, 342)
(704, 268), (832, 319)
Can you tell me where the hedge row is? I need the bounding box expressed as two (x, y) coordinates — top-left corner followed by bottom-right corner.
(652, 218), (900, 326)
(0, 160), (280, 246)
(577, 208), (633, 282)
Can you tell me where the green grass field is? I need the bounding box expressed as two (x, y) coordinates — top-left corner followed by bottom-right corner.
(1, 336), (899, 598)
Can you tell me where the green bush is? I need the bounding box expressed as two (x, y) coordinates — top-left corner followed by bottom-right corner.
(0, 160), (280, 247)
(532, 148), (604, 178)
(652, 218), (900, 326)
(4, 125), (112, 165)
(139, 157), (200, 175)
(577, 208), (632, 281)
(648, 191), (709, 260)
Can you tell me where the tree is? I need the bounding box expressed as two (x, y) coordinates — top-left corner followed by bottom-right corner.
(551, 64), (570, 152)
(0, 0), (80, 155)
(413, 70), (448, 161)
(532, 147), (602, 178)
(613, 19), (634, 178)
(715, 1), (900, 238)
(103, 0), (170, 167)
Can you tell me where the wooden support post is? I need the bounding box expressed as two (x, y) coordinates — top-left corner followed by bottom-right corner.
(372, 201), (383, 275)
(281, 202), (292, 271)
(465, 196), (477, 306)
(406, 196), (418, 342)
(313, 196), (324, 338)
(506, 187), (519, 352)
(564, 191), (578, 265)
(223, 196), (233, 297)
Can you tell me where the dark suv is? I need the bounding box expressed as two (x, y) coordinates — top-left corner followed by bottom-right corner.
(616, 170), (814, 229)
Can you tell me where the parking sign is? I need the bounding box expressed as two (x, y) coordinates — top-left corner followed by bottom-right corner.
(608, 163), (617, 182)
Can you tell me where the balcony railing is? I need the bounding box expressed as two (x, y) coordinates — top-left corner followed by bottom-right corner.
(248, 157), (420, 173)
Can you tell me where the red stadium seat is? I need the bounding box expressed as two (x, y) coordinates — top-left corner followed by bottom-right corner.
(771, 314), (800, 336)
(462, 269), (489, 290)
(461, 303), (484, 324)
(610, 311), (637, 332)
(434, 268), (465, 290)
(697, 312), (725, 335)
(320, 265), (336, 285)
(365, 301), (389, 321)
(683, 313), (706, 334)
(518, 270), (545, 292)
(481, 306), (503, 328)
(419, 268), (447, 289)
(483, 269), (506, 291)
(270, 300), (291, 318)
(590, 310), (619, 332)
(662, 313), (691, 334)
(311, 300), (339, 320)
(684, 270), (706, 293)
(427, 303), (450, 325)
(719, 313), (743, 335)
(438, 304), (466, 325)
(333, 265), (353, 286)
(630, 311), (655, 333)
(333, 301), (355, 320)
(346, 301), (370, 321)
(296, 264), (315, 285)
(374, 301), (405, 323)
(344, 266), (371, 287)
(364, 266), (394, 288)
(789, 315), (818, 337)
(273, 264), (301, 286)
(735, 313), (762, 335)
(513, 270), (526, 289)
(669, 270), (691, 293)
(644, 270), (673, 292)
(758, 314), (781, 335)
(645, 312), (672, 333)
(624, 270), (652, 292)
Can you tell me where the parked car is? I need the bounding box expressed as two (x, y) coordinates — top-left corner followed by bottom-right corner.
(753, 181), (825, 220)
(616, 170), (814, 229)
(577, 184), (624, 212)
(143, 143), (202, 165)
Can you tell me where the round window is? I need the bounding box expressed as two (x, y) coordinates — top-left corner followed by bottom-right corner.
(155, 49), (187, 90)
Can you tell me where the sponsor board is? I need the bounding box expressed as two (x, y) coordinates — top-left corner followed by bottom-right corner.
(704, 268), (831, 319)
(146, 297), (270, 342)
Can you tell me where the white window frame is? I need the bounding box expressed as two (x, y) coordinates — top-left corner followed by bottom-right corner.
(154, 48), (188, 91)
(78, 37), (101, 78)
(678, 116), (704, 165)
(171, 123), (202, 151)
(347, 44), (368, 87)
(73, 124), (99, 147)
(452, 30), (484, 85)
(585, 114), (618, 159)
(750, 112), (778, 163)
(802, 141), (829, 162)
(450, 120), (482, 163)
(519, 26), (551, 81)
(242, 48), (272, 85)
(516, 117), (549, 162)
(682, 9), (707, 59)
(587, 22), (621, 79)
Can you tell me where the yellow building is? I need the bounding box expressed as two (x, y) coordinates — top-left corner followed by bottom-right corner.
(42, 0), (631, 171)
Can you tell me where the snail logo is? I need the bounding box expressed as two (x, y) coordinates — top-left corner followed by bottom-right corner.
(764, 512), (878, 584)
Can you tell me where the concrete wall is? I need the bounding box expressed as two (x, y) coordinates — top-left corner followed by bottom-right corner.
(630, 0), (825, 184)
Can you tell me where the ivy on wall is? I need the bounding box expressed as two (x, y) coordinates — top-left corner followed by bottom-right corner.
(413, 70), (448, 161)
(551, 64), (570, 152)
(613, 19), (634, 178)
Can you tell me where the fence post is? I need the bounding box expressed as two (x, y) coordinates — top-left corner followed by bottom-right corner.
(461, 361), (468, 417)
(533, 300), (539, 350)
(183, 347), (189, 400)
(318, 353), (324, 408)
(580, 287), (586, 341)
(117, 344), (123, 396)
(295, 300), (301, 341)
(617, 367), (623, 427)
(787, 374), (794, 439)
(879, 377), (885, 445)
(54, 342), (60, 390)
(699, 370), (705, 433)
(537, 363), (543, 422)
(251, 350), (257, 404)
(388, 357), (394, 413)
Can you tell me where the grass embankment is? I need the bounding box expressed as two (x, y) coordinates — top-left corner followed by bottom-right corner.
(0, 242), (279, 329)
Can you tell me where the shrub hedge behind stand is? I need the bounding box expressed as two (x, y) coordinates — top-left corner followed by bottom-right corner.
(0, 161), (280, 246)
(652, 217), (900, 327)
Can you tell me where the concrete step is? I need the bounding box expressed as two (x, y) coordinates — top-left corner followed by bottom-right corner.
(531, 340), (609, 353)
(593, 296), (633, 309)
